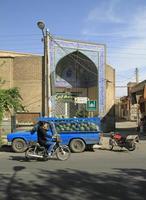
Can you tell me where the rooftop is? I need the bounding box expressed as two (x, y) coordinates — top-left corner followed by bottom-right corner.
(0, 50), (41, 58)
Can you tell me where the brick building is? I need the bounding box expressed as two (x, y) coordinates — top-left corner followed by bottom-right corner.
(0, 51), (42, 112)
(0, 42), (115, 132)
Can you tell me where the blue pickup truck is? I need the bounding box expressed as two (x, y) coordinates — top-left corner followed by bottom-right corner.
(7, 117), (101, 153)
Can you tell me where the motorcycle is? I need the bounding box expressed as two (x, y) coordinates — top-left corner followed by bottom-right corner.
(25, 135), (71, 161)
(109, 133), (139, 151)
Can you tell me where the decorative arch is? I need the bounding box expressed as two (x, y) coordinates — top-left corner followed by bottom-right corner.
(55, 51), (98, 88)
(49, 38), (106, 116)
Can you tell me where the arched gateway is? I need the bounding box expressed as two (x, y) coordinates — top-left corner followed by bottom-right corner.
(49, 38), (106, 118)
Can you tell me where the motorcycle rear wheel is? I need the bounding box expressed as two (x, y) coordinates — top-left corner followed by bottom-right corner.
(25, 147), (35, 160)
(25, 146), (47, 160)
(56, 146), (71, 161)
(127, 142), (136, 151)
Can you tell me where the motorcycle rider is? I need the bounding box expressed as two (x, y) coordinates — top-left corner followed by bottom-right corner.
(37, 121), (56, 156)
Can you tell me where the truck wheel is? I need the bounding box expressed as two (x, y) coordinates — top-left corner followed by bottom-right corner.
(12, 138), (27, 153)
(70, 139), (85, 153)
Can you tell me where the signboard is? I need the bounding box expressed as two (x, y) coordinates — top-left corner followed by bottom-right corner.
(55, 93), (74, 103)
(74, 97), (88, 104)
(86, 100), (97, 111)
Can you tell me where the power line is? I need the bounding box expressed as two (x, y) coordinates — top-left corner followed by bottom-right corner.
(108, 46), (146, 51)
(116, 76), (136, 81)
(108, 52), (146, 56)
(0, 34), (41, 37)
(1, 35), (146, 57)
(1, 33), (146, 50)
(107, 56), (146, 59)
(115, 86), (127, 88)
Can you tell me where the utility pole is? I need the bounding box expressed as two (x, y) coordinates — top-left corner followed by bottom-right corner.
(47, 31), (52, 117)
(37, 21), (51, 117)
(44, 28), (49, 117)
(135, 68), (139, 84)
(135, 68), (140, 125)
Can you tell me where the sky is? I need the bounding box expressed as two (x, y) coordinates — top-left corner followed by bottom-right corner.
(1, 0), (146, 97)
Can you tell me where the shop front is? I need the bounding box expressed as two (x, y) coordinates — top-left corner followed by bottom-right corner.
(131, 80), (146, 133)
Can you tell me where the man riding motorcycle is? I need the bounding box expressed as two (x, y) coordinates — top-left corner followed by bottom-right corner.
(37, 121), (56, 156)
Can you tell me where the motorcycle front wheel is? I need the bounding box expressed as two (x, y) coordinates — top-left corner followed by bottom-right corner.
(56, 145), (71, 161)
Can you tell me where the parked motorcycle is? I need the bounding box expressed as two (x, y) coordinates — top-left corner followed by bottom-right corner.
(25, 135), (71, 161)
(109, 133), (139, 151)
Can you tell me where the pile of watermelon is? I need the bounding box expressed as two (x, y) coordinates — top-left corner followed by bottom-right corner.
(55, 122), (99, 133)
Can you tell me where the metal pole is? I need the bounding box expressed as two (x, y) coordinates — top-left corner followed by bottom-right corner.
(44, 29), (49, 116)
(47, 31), (52, 117)
(42, 36), (45, 117)
(37, 21), (49, 117)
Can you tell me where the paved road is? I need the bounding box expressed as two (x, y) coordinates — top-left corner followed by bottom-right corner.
(0, 121), (146, 200)
(0, 139), (146, 200)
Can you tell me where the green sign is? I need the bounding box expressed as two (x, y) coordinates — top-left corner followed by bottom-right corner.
(55, 93), (74, 103)
(86, 100), (97, 111)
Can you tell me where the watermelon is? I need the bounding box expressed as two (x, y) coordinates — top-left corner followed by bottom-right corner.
(86, 127), (90, 131)
(54, 120), (99, 132)
(71, 125), (76, 130)
(80, 126), (85, 131)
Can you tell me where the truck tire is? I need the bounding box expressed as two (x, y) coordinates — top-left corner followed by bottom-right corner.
(12, 138), (27, 153)
(70, 139), (86, 153)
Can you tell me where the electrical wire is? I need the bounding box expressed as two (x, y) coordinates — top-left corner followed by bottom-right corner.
(1, 33), (146, 50)
(108, 52), (146, 56)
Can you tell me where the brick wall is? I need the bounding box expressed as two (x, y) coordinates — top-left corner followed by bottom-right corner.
(0, 57), (13, 89)
(105, 65), (115, 113)
(13, 56), (42, 112)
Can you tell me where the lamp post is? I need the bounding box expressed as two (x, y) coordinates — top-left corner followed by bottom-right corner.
(37, 21), (50, 117)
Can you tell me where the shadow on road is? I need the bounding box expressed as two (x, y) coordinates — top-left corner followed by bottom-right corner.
(0, 167), (146, 200)
(9, 155), (59, 162)
(0, 145), (12, 152)
(5, 166), (26, 200)
(99, 148), (129, 153)
(9, 155), (29, 162)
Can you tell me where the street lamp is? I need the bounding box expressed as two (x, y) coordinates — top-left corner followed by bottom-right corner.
(37, 21), (45, 32)
(37, 21), (49, 117)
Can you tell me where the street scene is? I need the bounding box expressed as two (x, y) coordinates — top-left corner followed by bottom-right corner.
(1, 0), (146, 200)
(0, 121), (146, 200)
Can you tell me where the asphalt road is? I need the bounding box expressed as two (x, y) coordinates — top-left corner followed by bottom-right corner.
(0, 140), (146, 200)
